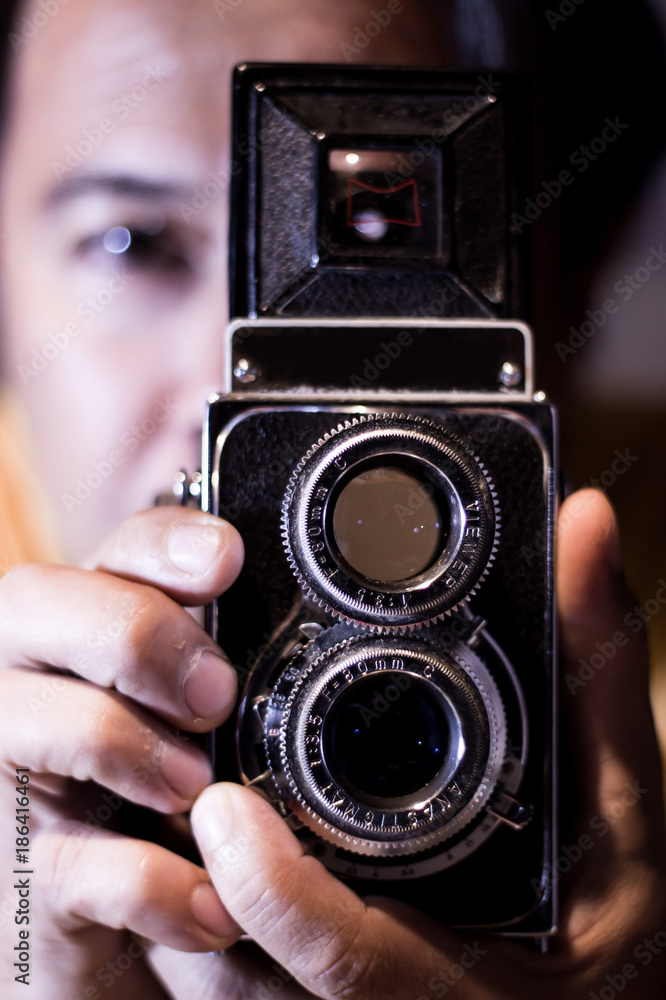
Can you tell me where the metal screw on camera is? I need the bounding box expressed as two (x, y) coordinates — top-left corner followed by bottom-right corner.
(174, 470), (201, 503)
(234, 358), (259, 383)
(499, 361), (522, 387)
(154, 470), (201, 507)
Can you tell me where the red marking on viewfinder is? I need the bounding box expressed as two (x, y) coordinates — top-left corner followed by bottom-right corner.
(346, 177), (421, 228)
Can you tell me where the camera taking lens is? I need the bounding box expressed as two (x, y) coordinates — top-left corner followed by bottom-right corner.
(323, 671), (451, 799)
(259, 628), (514, 868)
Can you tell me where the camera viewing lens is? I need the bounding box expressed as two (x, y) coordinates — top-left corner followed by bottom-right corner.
(322, 672), (450, 800)
(283, 413), (497, 628)
(331, 464), (448, 583)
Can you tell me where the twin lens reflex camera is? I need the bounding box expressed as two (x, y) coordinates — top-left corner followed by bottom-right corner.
(199, 65), (557, 935)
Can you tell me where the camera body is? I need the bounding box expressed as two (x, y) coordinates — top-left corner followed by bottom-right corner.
(203, 65), (557, 935)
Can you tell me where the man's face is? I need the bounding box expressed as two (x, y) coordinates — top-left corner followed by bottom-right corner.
(0, 0), (444, 561)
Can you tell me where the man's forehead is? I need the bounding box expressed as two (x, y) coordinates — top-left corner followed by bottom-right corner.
(13, 0), (229, 117)
(5, 0), (251, 184)
(2, 0), (448, 204)
(13, 0), (445, 79)
(8, 0), (446, 140)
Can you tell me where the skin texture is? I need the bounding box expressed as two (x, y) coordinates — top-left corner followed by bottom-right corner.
(0, 0), (444, 563)
(0, 1), (664, 999)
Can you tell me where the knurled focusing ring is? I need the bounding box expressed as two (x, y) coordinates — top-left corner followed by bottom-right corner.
(264, 632), (507, 857)
(282, 414), (498, 629)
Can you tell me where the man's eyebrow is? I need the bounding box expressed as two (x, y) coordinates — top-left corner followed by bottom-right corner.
(44, 172), (190, 207)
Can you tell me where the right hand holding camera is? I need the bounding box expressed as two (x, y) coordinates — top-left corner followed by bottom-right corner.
(172, 490), (666, 1000)
(0, 507), (245, 998)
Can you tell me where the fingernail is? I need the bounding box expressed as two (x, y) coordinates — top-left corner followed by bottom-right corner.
(167, 522), (222, 576)
(184, 651), (237, 719)
(160, 743), (213, 801)
(191, 880), (239, 940)
(193, 786), (232, 852)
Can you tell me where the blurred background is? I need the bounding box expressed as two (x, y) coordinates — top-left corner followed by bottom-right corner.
(521, 0), (666, 758)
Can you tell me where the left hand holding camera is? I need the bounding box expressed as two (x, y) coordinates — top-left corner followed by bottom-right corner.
(148, 489), (666, 999)
(0, 507), (245, 998)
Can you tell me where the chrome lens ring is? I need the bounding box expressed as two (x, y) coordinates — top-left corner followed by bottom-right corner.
(264, 631), (507, 857)
(282, 413), (498, 629)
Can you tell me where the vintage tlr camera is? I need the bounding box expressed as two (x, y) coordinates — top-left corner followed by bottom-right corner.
(202, 65), (557, 935)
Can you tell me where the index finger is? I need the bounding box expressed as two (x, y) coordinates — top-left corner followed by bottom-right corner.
(84, 506), (244, 605)
(0, 564), (235, 730)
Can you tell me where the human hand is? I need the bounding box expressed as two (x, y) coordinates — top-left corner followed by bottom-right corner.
(150, 488), (666, 999)
(0, 508), (246, 999)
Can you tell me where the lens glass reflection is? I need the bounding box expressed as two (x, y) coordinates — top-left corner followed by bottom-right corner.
(322, 672), (450, 800)
(332, 464), (447, 583)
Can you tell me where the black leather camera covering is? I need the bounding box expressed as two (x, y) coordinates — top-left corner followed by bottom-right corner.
(229, 65), (529, 322)
(207, 400), (555, 933)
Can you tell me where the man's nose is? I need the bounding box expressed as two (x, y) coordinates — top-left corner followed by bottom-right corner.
(171, 278), (229, 429)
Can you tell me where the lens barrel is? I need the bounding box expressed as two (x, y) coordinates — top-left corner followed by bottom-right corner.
(282, 413), (497, 629)
(263, 629), (508, 860)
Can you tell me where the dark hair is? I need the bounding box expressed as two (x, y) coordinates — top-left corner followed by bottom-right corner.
(0, 0), (22, 129)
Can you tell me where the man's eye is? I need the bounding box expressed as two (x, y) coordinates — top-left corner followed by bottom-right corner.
(77, 223), (192, 276)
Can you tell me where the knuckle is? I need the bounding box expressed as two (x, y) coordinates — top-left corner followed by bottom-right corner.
(85, 693), (154, 782)
(102, 588), (165, 686)
(111, 589), (153, 648)
(32, 821), (97, 926)
(124, 843), (164, 926)
(232, 868), (287, 932)
(306, 920), (380, 1000)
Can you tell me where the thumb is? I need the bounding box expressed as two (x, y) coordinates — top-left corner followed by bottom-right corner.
(557, 488), (664, 845)
(190, 782), (479, 999)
